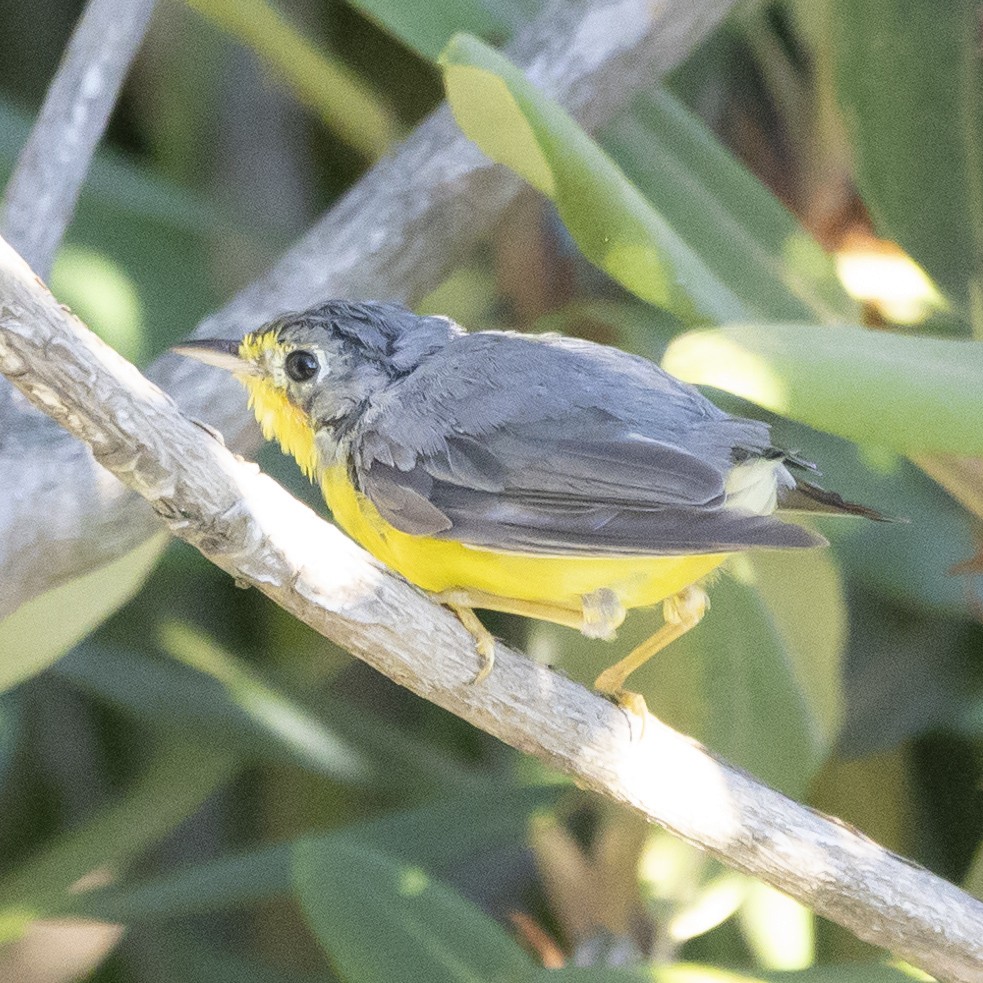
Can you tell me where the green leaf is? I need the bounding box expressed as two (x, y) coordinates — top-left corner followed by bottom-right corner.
(605, 90), (856, 324)
(0, 534), (169, 692)
(542, 548), (847, 797)
(839, 591), (976, 755)
(965, 835), (983, 900)
(647, 965), (923, 983)
(529, 971), (650, 982)
(55, 641), (475, 791)
(0, 98), (240, 236)
(440, 34), (750, 324)
(66, 785), (559, 922)
(326, 783), (561, 868)
(528, 963), (922, 983)
(766, 426), (975, 616)
(68, 843), (293, 923)
(650, 550), (846, 795)
(160, 621), (373, 784)
(0, 736), (235, 938)
(662, 324), (983, 455)
(147, 929), (330, 983)
(827, 0), (983, 311)
(348, 0), (533, 61)
(739, 880), (814, 970)
(754, 968), (927, 983)
(294, 838), (534, 983)
(50, 245), (146, 362)
(0, 691), (21, 788)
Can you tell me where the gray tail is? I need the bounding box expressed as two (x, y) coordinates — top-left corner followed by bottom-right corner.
(780, 480), (895, 522)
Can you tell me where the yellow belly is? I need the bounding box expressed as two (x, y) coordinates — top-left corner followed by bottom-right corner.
(321, 465), (728, 611)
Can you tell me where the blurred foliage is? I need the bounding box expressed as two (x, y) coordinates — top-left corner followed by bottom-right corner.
(1, 0), (982, 980)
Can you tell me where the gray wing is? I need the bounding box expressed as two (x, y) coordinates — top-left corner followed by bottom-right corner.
(353, 331), (822, 555)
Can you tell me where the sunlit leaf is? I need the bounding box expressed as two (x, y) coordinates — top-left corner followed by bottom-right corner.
(440, 34), (749, 324)
(662, 324), (983, 456)
(50, 245), (145, 362)
(739, 881), (814, 971)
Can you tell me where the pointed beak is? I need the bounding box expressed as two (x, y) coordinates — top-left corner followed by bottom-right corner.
(171, 338), (260, 376)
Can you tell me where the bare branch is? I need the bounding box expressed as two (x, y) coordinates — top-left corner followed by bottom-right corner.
(1, 238), (982, 983)
(0, 0), (158, 620)
(0, 0), (158, 278)
(0, 0), (739, 619)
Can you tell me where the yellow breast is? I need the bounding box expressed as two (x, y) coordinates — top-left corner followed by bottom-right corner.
(241, 374), (319, 480)
(239, 369), (726, 613)
(320, 464), (727, 612)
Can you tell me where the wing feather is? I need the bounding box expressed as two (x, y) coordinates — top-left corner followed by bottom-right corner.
(353, 331), (823, 554)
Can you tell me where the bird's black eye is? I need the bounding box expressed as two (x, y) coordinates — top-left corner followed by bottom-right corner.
(285, 349), (319, 382)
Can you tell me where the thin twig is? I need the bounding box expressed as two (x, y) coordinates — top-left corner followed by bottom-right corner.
(1, 237), (982, 983)
(0, 0), (739, 619)
(0, 0), (158, 278)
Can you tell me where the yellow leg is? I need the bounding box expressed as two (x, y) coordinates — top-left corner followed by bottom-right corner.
(445, 603), (497, 685)
(593, 585), (710, 716)
(434, 586), (630, 687)
(436, 588), (586, 687)
(433, 588), (584, 630)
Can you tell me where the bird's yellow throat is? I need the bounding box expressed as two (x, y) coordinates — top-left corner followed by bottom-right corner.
(238, 334), (318, 481)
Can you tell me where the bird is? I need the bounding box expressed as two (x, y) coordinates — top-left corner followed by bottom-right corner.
(174, 300), (882, 714)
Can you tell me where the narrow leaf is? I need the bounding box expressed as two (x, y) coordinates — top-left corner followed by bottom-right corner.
(161, 622), (373, 784)
(186, 0), (401, 157)
(55, 642), (477, 792)
(440, 34), (750, 324)
(347, 0), (530, 61)
(66, 785), (559, 923)
(0, 736), (235, 937)
(605, 90), (856, 324)
(0, 691), (20, 789)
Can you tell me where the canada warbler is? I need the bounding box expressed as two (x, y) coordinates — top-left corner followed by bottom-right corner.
(174, 301), (880, 712)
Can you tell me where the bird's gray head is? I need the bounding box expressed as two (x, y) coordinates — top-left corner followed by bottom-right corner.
(251, 301), (460, 419)
(172, 300), (460, 474)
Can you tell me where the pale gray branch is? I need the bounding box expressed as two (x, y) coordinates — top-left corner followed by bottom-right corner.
(0, 0), (738, 619)
(1, 238), (982, 983)
(0, 0), (158, 277)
